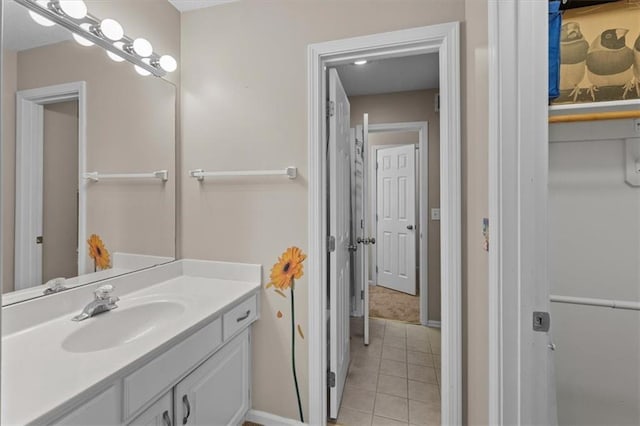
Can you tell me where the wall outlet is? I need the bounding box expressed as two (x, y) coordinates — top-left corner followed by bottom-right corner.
(431, 208), (440, 220)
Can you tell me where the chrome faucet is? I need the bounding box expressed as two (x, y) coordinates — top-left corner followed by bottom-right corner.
(72, 284), (119, 321)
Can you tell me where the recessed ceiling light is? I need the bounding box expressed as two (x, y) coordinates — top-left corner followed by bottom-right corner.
(354, 60), (368, 65)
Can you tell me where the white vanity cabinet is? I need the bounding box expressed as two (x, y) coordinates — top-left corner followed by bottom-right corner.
(129, 330), (250, 426)
(49, 293), (257, 426)
(128, 392), (173, 426)
(174, 329), (250, 426)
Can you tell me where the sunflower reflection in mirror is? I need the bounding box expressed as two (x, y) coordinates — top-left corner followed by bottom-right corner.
(87, 234), (111, 272)
(266, 246), (306, 422)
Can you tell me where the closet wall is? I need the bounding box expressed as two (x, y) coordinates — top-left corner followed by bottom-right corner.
(549, 121), (640, 425)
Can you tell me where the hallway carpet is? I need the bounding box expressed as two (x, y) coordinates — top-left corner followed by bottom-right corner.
(369, 285), (420, 324)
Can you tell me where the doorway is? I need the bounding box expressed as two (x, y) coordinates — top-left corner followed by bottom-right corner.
(307, 23), (461, 426)
(14, 82), (87, 290)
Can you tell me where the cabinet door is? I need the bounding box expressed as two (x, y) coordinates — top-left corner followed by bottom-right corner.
(128, 391), (173, 426)
(175, 329), (249, 426)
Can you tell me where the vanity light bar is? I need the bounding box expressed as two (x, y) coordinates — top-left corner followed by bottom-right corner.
(15, 0), (171, 78)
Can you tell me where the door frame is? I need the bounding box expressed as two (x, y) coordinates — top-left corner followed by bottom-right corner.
(308, 22), (461, 425)
(488, 1), (554, 424)
(15, 81), (87, 290)
(368, 122), (429, 325)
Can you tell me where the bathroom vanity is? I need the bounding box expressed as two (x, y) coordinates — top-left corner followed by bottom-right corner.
(1, 260), (261, 425)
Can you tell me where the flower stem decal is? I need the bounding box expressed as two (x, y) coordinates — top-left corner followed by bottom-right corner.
(87, 234), (111, 272)
(267, 247), (306, 422)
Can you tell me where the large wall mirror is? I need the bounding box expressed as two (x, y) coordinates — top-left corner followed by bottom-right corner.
(1, 0), (176, 305)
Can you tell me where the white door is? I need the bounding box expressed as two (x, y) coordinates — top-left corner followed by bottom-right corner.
(350, 128), (363, 317)
(361, 116), (371, 346)
(376, 145), (417, 295)
(328, 68), (351, 419)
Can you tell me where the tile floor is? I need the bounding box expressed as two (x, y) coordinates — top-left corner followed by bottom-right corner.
(336, 317), (441, 426)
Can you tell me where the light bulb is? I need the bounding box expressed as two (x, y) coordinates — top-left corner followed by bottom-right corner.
(159, 55), (177, 73)
(59, 0), (87, 19)
(132, 38), (153, 57)
(135, 59), (152, 77)
(29, 0), (55, 27)
(106, 42), (125, 62)
(72, 23), (94, 47)
(100, 18), (124, 41)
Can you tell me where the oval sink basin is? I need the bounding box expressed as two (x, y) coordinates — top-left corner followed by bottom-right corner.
(62, 301), (185, 353)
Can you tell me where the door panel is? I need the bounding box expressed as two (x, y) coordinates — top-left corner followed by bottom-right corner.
(362, 115), (370, 346)
(174, 331), (249, 426)
(376, 145), (417, 295)
(351, 127), (365, 317)
(328, 68), (351, 419)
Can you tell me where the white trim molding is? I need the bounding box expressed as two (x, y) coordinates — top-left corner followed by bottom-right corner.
(14, 82), (87, 290)
(308, 22), (461, 426)
(488, 1), (557, 425)
(427, 320), (441, 329)
(244, 409), (305, 426)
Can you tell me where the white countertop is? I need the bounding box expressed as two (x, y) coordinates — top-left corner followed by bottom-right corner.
(1, 260), (260, 425)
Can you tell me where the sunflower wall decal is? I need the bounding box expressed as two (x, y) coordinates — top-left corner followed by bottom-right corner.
(266, 246), (306, 422)
(87, 234), (111, 272)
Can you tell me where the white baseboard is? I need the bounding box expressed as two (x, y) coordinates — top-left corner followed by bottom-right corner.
(368, 280), (375, 286)
(245, 409), (305, 426)
(427, 320), (441, 328)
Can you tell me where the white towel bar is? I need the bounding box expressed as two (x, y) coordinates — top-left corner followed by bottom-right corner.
(83, 170), (169, 182)
(550, 295), (640, 311)
(189, 167), (297, 181)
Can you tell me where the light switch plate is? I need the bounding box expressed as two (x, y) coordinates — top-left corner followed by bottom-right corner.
(431, 208), (440, 221)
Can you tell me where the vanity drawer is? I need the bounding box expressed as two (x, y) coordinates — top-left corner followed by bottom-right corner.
(123, 317), (222, 420)
(223, 294), (257, 340)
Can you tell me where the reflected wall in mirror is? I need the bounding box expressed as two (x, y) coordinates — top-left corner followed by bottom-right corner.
(1, 0), (176, 304)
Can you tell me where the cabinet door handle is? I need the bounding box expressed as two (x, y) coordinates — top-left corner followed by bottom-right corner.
(182, 395), (191, 424)
(163, 410), (172, 426)
(236, 310), (251, 322)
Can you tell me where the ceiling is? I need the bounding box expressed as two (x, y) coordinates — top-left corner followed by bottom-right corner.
(334, 53), (439, 97)
(168, 0), (237, 12)
(3, 0), (72, 52)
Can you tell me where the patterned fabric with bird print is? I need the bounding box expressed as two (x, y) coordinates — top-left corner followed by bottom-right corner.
(585, 28), (634, 99)
(560, 22), (589, 101)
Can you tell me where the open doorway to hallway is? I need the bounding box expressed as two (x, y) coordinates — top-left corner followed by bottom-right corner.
(329, 54), (442, 425)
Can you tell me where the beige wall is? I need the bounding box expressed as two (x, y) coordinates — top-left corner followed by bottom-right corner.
(180, 0), (469, 420)
(349, 89), (441, 322)
(463, 0), (489, 424)
(2, 49), (17, 294)
(1, 0), (180, 293)
(42, 101), (79, 282)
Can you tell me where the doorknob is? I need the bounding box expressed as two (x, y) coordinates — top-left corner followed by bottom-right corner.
(407, 225), (414, 230)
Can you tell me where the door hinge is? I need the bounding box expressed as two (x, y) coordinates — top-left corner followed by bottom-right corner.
(376, 214), (378, 222)
(360, 290), (364, 300)
(328, 371), (336, 388)
(360, 219), (364, 229)
(376, 265), (379, 273)
(533, 311), (550, 332)
(327, 101), (335, 117)
(327, 236), (336, 252)
(376, 162), (379, 170)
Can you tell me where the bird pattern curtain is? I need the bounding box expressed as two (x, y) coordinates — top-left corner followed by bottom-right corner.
(553, 0), (640, 104)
